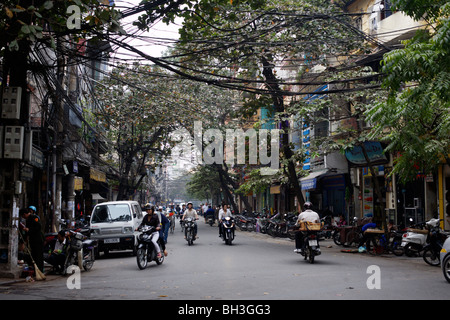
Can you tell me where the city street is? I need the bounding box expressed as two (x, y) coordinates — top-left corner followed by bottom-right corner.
(0, 220), (448, 300)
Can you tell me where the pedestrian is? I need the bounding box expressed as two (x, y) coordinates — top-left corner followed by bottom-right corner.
(23, 206), (45, 273)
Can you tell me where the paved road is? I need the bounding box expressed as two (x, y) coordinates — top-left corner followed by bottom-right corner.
(1, 219), (448, 300)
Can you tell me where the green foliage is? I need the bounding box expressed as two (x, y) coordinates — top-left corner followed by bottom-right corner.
(0, 0), (122, 51)
(366, 0), (450, 182)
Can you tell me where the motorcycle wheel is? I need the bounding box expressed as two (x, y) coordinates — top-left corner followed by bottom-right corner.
(246, 222), (254, 232)
(404, 243), (421, 257)
(308, 248), (315, 264)
(391, 242), (404, 256)
(443, 255), (450, 283)
(187, 231), (193, 246)
(83, 249), (95, 271)
(333, 230), (342, 246)
(423, 247), (440, 266)
(136, 247), (148, 270)
(62, 251), (77, 275)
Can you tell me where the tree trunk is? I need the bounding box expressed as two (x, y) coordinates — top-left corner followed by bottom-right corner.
(260, 57), (305, 211)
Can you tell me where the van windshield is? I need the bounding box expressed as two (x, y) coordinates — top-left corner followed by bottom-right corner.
(91, 204), (132, 223)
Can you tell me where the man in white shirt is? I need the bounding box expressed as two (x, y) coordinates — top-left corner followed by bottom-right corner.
(218, 204), (232, 237)
(182, 202), (199, 238)
(294, 202), (320, 254)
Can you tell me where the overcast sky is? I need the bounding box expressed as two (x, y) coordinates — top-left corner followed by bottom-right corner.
(111, 0), (182, 62)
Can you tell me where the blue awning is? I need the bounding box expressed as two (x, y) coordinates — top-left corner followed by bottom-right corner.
(300, 169), (329, 190)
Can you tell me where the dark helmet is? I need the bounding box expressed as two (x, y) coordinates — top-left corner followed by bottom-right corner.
(303, 202), (313, 210)
(144, 203), (153, 210)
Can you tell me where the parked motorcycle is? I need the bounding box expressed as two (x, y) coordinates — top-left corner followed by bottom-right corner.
(184, 217), (197, 246)
(221, 216), (235, 245)
(401, 221), (428, 257)
(136, 225), (164, 270)
(423, 219), (449, 266)
(62, 229), (97, 274)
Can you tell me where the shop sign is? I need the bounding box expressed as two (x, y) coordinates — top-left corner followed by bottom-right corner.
(31, 147), (45, 169)
(345, 141), (387, 167)
(90, 168), (106, 182)
(74, 176), (83, 190)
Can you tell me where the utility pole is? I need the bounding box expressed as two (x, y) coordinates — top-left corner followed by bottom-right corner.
(0, 41), (30, 278)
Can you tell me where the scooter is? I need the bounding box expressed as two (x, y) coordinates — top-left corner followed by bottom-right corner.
(136, 225), (164, 270)
(297, 222), (322, 264)
(221, 216), (235, 245)
(423, 219), (449, 266)
(207, 215), (215, 226)
(62, 229), (97, 274)
(184, 217), (197, 246)
(401, 221), (428, 257)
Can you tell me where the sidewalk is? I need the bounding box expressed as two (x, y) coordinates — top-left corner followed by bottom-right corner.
(0, 262), (61, 287)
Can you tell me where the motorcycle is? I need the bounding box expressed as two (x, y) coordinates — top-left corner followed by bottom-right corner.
(401, 221), (428, 257)
(423, 219), (449, 266)
(184, 217), (197, 246)
(207, 216), (215, 226)
(298, 222), (322, 264)
(221, 216), (235, 245)
(136, 225), (164, 270)
(62, 229), (97, 274)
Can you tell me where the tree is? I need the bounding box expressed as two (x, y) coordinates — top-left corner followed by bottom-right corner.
(170, 0), (369, 209)
(93, 62), (209, 199)
(365, 0), (450, 182)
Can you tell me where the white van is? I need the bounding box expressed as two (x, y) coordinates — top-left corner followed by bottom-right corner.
(90, 201), (144, 256)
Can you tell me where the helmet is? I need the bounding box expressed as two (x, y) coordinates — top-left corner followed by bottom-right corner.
(144, 203), (153, 210)
(303, 202), (313, 210)
(187, 201), (193, 206)
(28, 206), (37, 212)
(158, 206), (163, 210)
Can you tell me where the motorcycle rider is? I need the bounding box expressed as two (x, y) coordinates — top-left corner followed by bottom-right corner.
(138, 204), (162, 259)
(181, 202), (199, 238)
(205, 205), (215, 224)
(218, 203), (232, 237)
(294, 202), (320, 254)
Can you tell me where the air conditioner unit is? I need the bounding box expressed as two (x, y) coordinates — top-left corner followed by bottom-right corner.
(1, 87), (22, 119)
(4, 126), (24, 159)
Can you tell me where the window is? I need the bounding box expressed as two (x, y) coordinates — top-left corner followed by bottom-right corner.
(92, 204), (132, 222)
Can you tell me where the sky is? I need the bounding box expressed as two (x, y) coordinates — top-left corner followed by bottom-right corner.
(111, 0), (183, 63)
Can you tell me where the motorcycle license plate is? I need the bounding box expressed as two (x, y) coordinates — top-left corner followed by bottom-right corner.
(104, 238), (120, 244)
(309, 240), (318, 246)
(401, 242), (407, 247)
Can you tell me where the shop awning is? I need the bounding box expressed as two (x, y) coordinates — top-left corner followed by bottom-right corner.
(300, 169), (329, 190)
(92, 193), (106, 200)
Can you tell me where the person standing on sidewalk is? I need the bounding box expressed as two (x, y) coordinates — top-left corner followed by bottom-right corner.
(23, 206), (45, 273)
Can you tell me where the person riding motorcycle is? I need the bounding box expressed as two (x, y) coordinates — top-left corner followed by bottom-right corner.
(138, 204), (162, 259)
(294, 202), (320, 254)
(205, 205), (215, 224)
(181, 202), (199, 239)
(218, 204), (232, 237)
